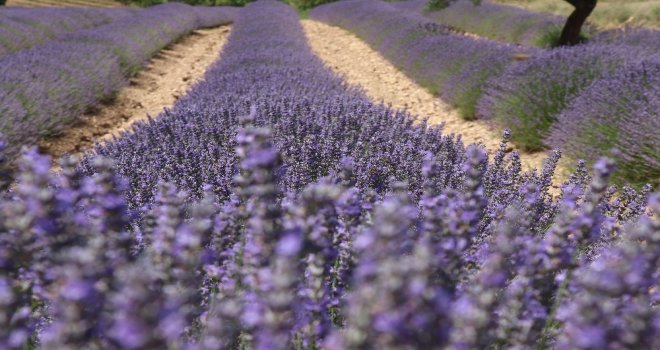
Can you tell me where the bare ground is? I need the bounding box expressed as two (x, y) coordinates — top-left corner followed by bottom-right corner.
(40, 25), (231, 161)
(302, 20), (562, 179)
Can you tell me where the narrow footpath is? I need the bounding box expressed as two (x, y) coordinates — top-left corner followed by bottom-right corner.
(40, 25), (231, 161)
(302, 19), (560, 178)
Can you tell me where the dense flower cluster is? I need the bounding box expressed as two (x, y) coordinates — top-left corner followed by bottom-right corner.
(0, 6), (136, 57)
(392, 0), (566, 47)
(0, 3), (236, 161)
(310, 0), (532, 121)
(0, 1), (657, 349)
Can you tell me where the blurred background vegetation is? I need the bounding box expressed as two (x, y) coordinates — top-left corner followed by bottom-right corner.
(5, 0), (659, 29)
(109, 1), (660, 29)
(495, 0), (660, 29)
(116, 0), (249, 6)
(115, 0), (335, 10)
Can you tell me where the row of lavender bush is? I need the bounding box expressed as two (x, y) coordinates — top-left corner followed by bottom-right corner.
(477, 43), (634, 151)
(311, 0), (534, 122)
(3, 1), (657, 349)
(593, 26), (660, 52)
(569, 26), (660, 185)
(548, 59), (660, 187)
(0, 6), (136, 57)
(312, 0), (659, 187)
(406, 0), (659, 185)
(193, 5), (240, 28)
(0, 3), (236, 161)
(392, 0), (567, 47)
(478, 36), (659, 187)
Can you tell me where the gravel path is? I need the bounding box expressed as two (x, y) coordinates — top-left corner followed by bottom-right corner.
(302, 19), (554, 175)
(41, 25), (231, 160)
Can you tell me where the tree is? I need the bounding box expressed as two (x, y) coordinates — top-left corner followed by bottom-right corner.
(558, 0), (597, 46)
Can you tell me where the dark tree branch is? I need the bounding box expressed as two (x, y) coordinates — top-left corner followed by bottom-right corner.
(558, 0), (597, 46)
(563, 0), (582, 7)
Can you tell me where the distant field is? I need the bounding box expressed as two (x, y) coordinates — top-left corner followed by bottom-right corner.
(495, 0), (660, 29)
(6, 0), (122, 7)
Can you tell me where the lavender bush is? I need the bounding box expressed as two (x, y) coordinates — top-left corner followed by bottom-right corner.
(548, 59), (660, 188)
(0, 1), (657, 349)
(0, 3), (236, 161)
(193, 5), (241, 28)
(478, 44), (635, 152)
(310, 0), (534, 121)
(0, 7), (136, 57)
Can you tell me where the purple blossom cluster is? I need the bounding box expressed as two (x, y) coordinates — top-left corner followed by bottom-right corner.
(395, 0), (567, 47)
(310, 0), (534, 121)
(0, 6), (136, 57)
(0, 3), (236, 161)
(0, 1), (657, 349)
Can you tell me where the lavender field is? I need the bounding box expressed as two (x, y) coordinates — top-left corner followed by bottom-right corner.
(0, 0), (658, 349)
(0, 6), (136, 56)
(0, 2), (236, 160)
(313, 0), (659, 187)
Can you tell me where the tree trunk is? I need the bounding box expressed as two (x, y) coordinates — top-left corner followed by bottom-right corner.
(558, 0), (597, 46)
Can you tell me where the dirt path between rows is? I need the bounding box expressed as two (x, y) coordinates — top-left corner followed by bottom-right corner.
(302, 20), (563, 181)
(40, 25), (231, 161)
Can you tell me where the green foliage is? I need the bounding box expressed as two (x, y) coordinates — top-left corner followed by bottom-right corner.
(286, 0), (337, 11)
(426, 0), (452, 11)
(0, 0), (6, 6)
(534, 26), (563, 47)
(297, 7), (311, 18)
(534, 26), (589, 47)
(426, 0), (481, 11)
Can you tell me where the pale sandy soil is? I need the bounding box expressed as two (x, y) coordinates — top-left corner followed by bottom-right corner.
(40, 25), (231, 161)
(302, 20), (566, 182)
